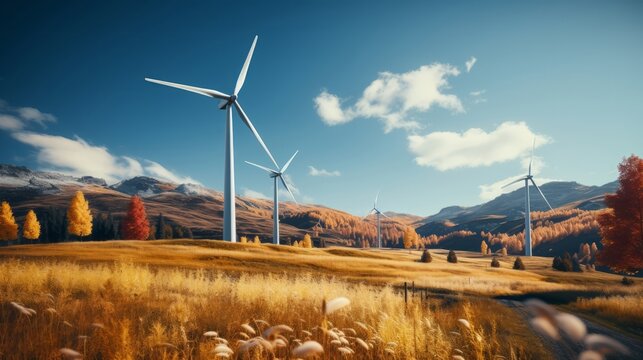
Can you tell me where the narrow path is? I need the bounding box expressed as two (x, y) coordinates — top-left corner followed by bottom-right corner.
(499, 299), (642, 360)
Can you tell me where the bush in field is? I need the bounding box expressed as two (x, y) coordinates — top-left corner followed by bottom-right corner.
(553, 252), (574, 272)
(621, 276), (634, 286)
(240, 236), (248, 244)
(572, 254), (583, 272)
(447, 250), (458, 263)
(513, 257), (525, 270)
(420, 249), (432, 263)
(491, 257), (500, 268)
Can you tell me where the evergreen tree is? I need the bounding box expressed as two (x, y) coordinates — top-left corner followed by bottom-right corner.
(420, 249), (432, 263)
(481, 241), (488, 255)
(513, 257), (525, 270)
(156, 214), (166, 239)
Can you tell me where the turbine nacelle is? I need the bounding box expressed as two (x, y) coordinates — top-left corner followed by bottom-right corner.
(219, 95), (238, 110)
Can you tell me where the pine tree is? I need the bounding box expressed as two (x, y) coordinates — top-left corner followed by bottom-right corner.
(481, 241), (488, 256)
(67, 191), (92, 239)
(22, 210), (41, 240)
(293, 240), (299, 247)
(155, 214), (166, 239)
(302, 234), (313, 248)
(513, 257), (525, 270)
(121, 196), (150, 240)
(0, 201), (19, 241)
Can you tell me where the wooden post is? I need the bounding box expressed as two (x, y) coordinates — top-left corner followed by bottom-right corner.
(412, 281), (415, 297)
(404, 282), (408, 304)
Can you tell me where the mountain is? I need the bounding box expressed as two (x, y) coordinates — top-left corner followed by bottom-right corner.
(0, 164), (617, 256)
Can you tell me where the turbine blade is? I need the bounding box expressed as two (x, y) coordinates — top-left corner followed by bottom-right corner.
(374, 191), (380, 208)
(529, 138), (535, 176)
(244, 161), (278, 175)
(363, 208), (376, 219)
(233, 100), (279, 169)
(279, 175), (297, 203)
(530, 178), (553, 210)
(145, 78), (229, 100)
(234, 35), (258, 96)
(280, 150), (299, 173)
(502, 177), (527, 189)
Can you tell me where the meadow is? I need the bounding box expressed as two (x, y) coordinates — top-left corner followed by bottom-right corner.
(0, 240), (640, 359)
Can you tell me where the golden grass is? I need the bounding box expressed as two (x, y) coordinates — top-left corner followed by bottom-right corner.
(0, 259), (551, 359)
(1, 240), (638, 297)
(573, 295), (643, 333)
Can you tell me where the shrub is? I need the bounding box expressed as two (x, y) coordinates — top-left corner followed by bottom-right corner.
(622, 277), (634, 286)
(447, 250), (458, 263)
(420, 250), (432, 263)
(240, 236), (248, 244)
(513, 257), (525, 270)
(572, 254), (583, 272)
(491, 257), (500, 268)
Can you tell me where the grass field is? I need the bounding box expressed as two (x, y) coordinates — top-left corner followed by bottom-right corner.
(0, 240), (640, 359)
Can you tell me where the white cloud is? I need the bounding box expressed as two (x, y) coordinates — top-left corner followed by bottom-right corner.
(465, 57), (477, 73)
(144, 160), (200, 184)
(314, 63), (464, 133)
(0, 115), (24, 131)
(470, 89), (486, 97)
(11, 131), (197, 185)
(308, 165), (341, 177)
(407, 121), (551, 171)
(242, 188), (269, 200)
(478, 156), (558, 201)
(470, 89), (487, 104)
(17, 107), (56, 126)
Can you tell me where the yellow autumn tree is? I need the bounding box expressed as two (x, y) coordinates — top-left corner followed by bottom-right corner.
(403, 227), (417, 252)
(22, 210), (41, 240)
(67, 191), (92, 238)
(481, 241), (488, 255)
(302, 234), (313, 248)
(501, 247), (508, 257)
(240, 236), (248, 244)
(293, 240), (300, 247)
(253, 236), (261, 246)
(0, 201), (18, 241)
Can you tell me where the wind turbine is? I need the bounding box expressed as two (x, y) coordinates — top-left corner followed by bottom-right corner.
(365, 192), (391, 249)
(245, 151), (298, 245)
(145, 35), (278, 243)
(502, 140), (553, 256)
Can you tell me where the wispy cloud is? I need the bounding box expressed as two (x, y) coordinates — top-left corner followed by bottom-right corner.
(407, 121), (551, 171)
(314, 63), (464, 133)
(308, 165), (341, 177)
(478, 156), (559, 201)
(242, 188), (269, 200)
(2, 101), (198, 185)
(465, 56), (477, 73)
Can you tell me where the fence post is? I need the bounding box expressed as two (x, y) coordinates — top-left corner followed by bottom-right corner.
(412, 281), (415, 297)
(404, 282), (408, 304)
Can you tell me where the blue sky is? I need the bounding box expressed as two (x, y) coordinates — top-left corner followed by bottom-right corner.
(1, 0), (641, 216)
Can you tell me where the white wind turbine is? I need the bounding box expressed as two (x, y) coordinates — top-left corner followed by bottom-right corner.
(365, 192), (391, 249)
(145, 35), (278, 242)
(502, 140), (553, 256)
(245, 151), (298, 245)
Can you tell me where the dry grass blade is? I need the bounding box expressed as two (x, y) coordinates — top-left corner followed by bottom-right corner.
(203, 331), (218, 337)
(583, 334), (630, 355)
(529, 317), (559, 340)
(241, 323), (256, 335)
(554, 313), (586, 342)
(59, 348), (82, 359)
(262, 324), (293, 339)
(577, 350), (604, 360)
(355, 337), (369, 351)
(457, 319), (471, 329)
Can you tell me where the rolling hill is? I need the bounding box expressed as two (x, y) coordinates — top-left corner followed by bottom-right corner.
(0, 164), (617, 256)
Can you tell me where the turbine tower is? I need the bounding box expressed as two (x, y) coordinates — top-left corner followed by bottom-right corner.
(145, 36), (278, 242)
(365, 192), (391, 249)
(502, 140), (553, 256)
(245, 151), (298, 245)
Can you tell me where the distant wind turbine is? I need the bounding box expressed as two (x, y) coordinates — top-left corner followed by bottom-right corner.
(365, 192), (391, 249)
(245, 151), (298, 245)
(145, 35), (277, 242)
(502, 140), (553, 256)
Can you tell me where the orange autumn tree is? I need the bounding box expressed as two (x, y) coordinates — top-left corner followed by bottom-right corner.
(22, 210), (41, 240)
(0, 201), (18, 241)
(67, 191), (93, 239)
(121, 195), (150, 240)
(597, 155), (643, 273)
